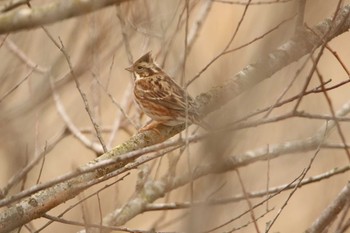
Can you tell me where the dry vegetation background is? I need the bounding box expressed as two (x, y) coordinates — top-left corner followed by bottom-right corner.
(0, 0), (350, 232)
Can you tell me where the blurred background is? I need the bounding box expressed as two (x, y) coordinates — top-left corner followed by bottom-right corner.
(1, 0), (350, 232)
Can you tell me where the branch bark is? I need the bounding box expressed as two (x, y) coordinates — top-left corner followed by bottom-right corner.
(0, 0), (127, 34)
(306, 182), (350, 233)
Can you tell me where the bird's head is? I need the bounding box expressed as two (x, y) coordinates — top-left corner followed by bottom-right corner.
(125, 51), (159, 78)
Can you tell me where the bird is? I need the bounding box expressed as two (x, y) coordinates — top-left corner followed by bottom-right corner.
(125, 51), (205, 131)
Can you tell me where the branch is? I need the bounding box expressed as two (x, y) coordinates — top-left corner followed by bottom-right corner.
(0, 0), (127, 34)
(306, 182), (350, 233)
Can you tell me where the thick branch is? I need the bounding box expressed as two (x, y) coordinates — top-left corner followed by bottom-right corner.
(306, 182), (350, 233)
(0, 0), (127, 34)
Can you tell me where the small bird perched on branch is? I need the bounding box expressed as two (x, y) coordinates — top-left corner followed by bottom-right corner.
(126, 51), (207, 131)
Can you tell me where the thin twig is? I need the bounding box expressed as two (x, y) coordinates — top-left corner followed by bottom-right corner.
(35, 142), (47, 185)
(186, 12), (295, 87)
(0, 126), (67, 197)
(235, 169), (260, 233)
(2, 36), (48, 73)
(43, 214), (153, 233)
(50, 75), (104, 153)
(266, 122), (326, 232)
(0, 67), (36, 103)
(41, 26), (108, 153)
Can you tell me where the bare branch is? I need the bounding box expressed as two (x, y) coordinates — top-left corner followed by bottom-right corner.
(306, 182), (350, 233)
(0, 0), (128, 34)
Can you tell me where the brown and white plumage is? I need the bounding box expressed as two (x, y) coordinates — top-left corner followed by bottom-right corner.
(126, 51), (202, 129)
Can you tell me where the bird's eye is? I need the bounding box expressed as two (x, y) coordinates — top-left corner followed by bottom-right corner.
(136, 66), (143, 70)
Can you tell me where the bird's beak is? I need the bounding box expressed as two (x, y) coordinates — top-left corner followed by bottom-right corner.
(125, 66), (134, 72)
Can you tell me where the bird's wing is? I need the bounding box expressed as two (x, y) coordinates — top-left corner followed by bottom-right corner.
(135, 75), (196, 113)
